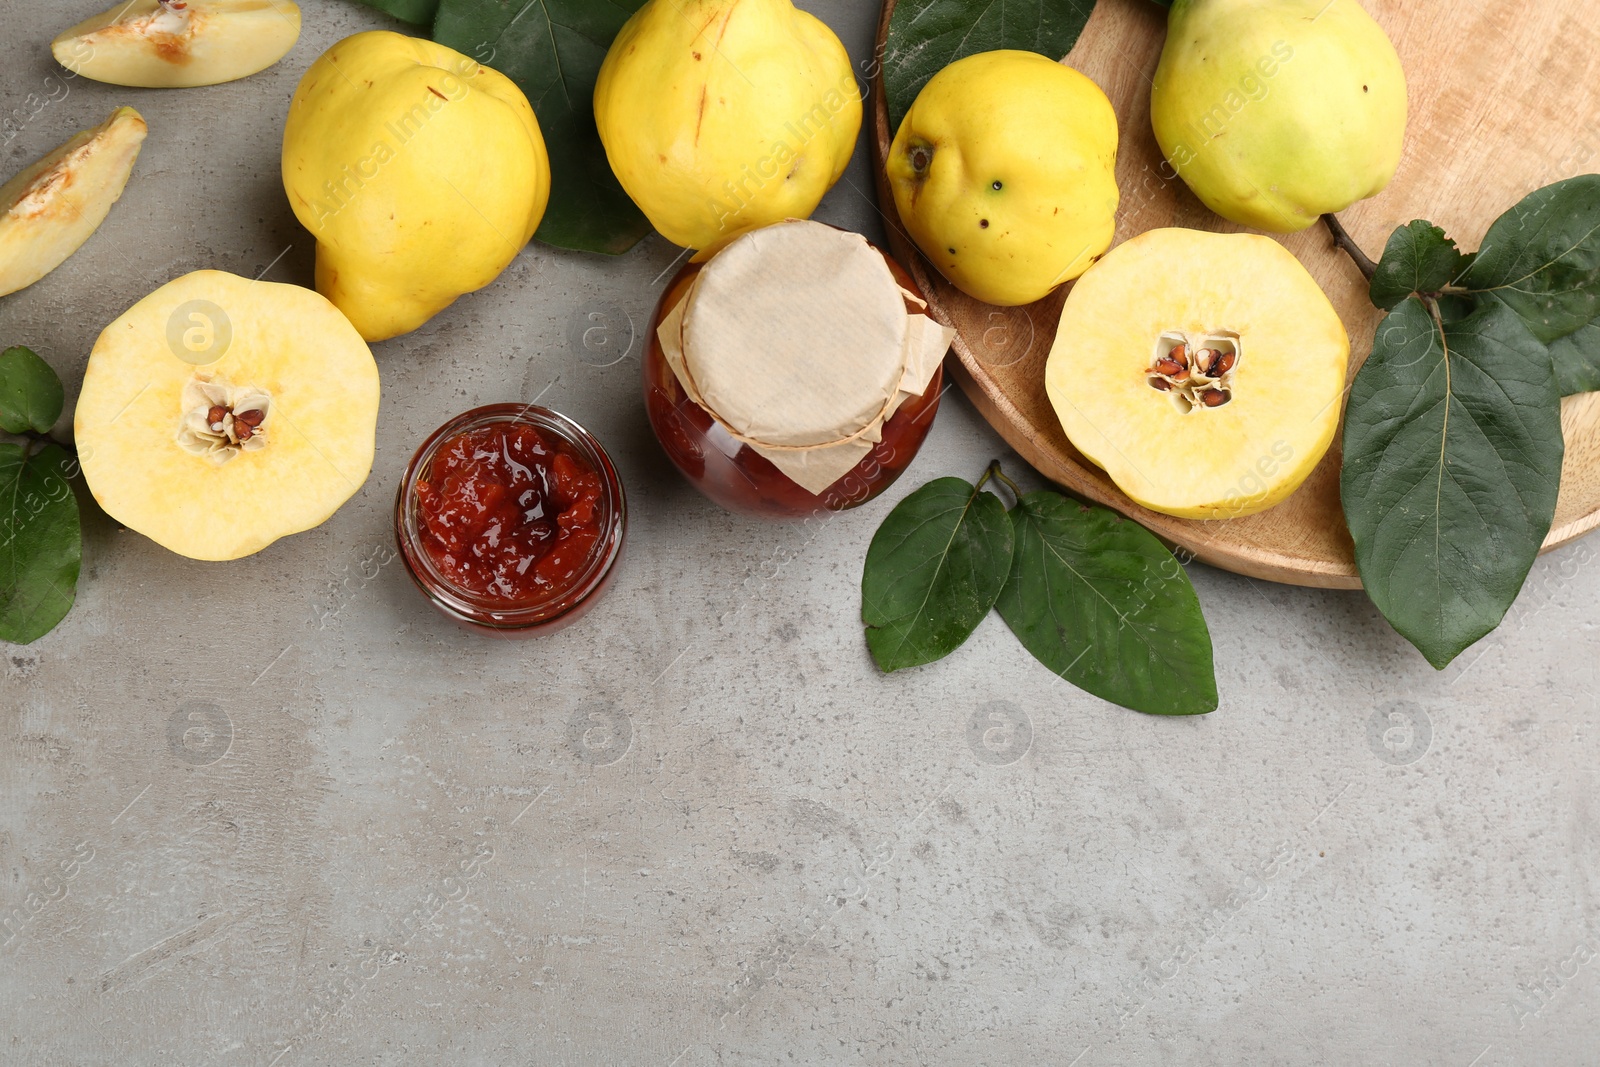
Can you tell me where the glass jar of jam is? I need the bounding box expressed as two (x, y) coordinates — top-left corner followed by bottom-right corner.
(644, 223), (949, 520)
(395, 404), (626, 637)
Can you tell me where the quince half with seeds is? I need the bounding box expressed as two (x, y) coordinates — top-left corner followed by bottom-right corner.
(1046, 228), (1348, 519)
(53, 0), (302, 89)
(75, 270), (380, 561)
(0, 107), (146, 298)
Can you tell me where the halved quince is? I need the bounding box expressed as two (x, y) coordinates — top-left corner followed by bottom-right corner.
(52, 0), (302, 89)
(1045, 228), (1348, 519)
(75, 271), (380, 561)
(0, 107), (147, 298)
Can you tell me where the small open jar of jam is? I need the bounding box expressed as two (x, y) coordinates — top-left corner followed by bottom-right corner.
(644, 220), (953, 520)
(395, 405), (626, 637)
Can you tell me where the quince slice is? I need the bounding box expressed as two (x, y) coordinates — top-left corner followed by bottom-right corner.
(52, 0), (301, 89)
(0, 107), (147, 298)
(75, 270), (381, 561)
(1045, 228), (1348, 519)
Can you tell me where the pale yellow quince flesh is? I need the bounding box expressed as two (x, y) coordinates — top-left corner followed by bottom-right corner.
(76, 270), (381, 561)
(1151, 0), (1407, 233)
(282, 31), (550, 342)
(1046, 229), (1348, 519)
(0, 106), (147, 299)
(52, 0), (302, 89)
(887, 50), (1120, 308)
(595, 0), (861, 253)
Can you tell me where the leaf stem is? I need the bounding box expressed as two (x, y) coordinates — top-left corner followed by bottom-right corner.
(976, 460), (1024, 504)
(1422, 293), (1447, 337)
(4, 430), (73, 460)
(1322, 213), (1378, 282)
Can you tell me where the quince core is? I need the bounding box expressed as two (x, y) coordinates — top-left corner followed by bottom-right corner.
(1046, 229), (1348, 519)
(75, 271), (380, 561)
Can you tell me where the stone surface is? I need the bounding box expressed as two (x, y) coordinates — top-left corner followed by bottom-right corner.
(2, 2), (1598, 1065)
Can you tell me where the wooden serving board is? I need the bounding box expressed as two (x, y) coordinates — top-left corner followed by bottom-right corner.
(869, 0), (1600, 589)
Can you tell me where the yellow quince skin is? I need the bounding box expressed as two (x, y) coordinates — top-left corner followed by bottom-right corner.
(594, 0), (861, 253)
(1150, 0), (1407, 233)
(1046, 229), (1348, 519)
(282, 31), (550, 342)
(887, 50), (1120, 308)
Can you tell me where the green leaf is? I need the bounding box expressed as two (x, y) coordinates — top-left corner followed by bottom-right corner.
(433, 0), (652, 255)
(1435, 292), (1479, 325)
(883, 0), (1098, 132)
(1341, 297), (1563, 669)
(0, 347), (65, 434)
(1550, 317), (1600, 394)
(995, 493), (1216, 716)
(1461, 174), (1600, 344)
(348, 0), (440, 25)
(862, 477), (1014, 672)
(0, 443), (82, 645)
(1369, 221), (1467, 311)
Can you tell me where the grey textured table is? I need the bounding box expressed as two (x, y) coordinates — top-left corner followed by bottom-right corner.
(3, 2), (1598, 1065)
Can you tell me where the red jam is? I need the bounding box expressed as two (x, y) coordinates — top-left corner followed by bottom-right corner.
(415, 423), (603, 605)
(643, 242), (944, 520)
(396, 405), (626, 637)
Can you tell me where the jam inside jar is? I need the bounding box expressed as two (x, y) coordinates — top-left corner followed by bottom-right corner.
(396, 405), (626, 637)
(644, 237), (945, 520)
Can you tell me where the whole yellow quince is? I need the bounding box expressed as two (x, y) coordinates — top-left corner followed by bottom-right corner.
(1150, 0), (1407, 233)
(594, 0), (861, 253)
(887, 51), (1120, 308)
(282, 31), (550, 342)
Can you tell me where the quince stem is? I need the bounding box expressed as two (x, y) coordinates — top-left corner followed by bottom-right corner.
(1322, 213), (1377, 281)
(977, 460), (1024, 504)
